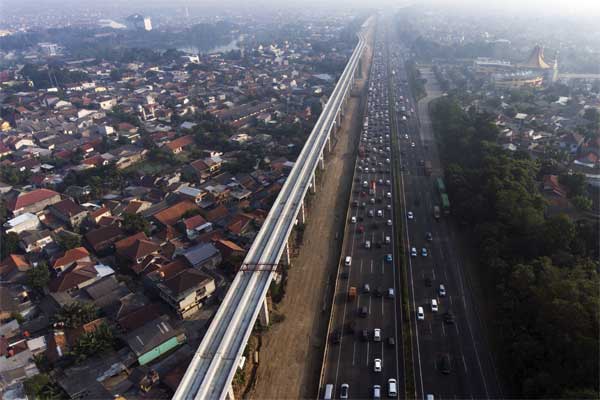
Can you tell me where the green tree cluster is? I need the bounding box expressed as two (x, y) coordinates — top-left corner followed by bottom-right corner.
(70, 323), (115, 363)
(122, 212), (151, 235)
(54, 302), (98, 329)
(26, 262), (50, 291)
(431, 97), (599, 398)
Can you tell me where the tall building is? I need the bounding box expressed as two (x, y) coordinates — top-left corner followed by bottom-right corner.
(143, 17), (152, 31)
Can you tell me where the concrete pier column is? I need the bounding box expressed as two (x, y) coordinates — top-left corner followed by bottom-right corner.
(227, 385), (235, 400)
(327, 135), (332, 153)
(284, 241), (291, 266)
(259, 298), (269, 326)
(311, 174), (317, 193)
(299, 202), (306, 224)
(319, 154), (325, 170)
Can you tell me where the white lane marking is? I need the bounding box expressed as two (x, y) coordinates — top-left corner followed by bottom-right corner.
(441, 322), (446, 336)
(381, 260), (385, 275)
(381, 296), (384, 316)
(371, 259), (374, 274)
(366, 342), (370, 366)
(432, 268), (436, 280)
(352, 341), (357, 366)
(455, 323), (460, 335)
(449, 295), (453, 305)
(462, 353), (468, 373)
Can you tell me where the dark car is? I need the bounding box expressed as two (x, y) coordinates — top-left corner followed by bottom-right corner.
(443, 311), (455, 324)
(387, 337), (395, 346)
(360, 306), (368, 318)
(331, 330), (341, 344)
(424, 276), (432, 287)
(345, 321), (356, 334)
(361, 329), (369, 342)
(374, 287), (383, 297)
(352, 200), (359, 207)
(438, 353), (451, 375)
(425, 232), (433, 241)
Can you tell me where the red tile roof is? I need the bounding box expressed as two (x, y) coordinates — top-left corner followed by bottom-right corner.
(183, 214), (208, 229)
(6, 189), (59, 212)
(154, 200), (198, 227)
(165, 135), (194, 151)
(52, 247), (90, 271)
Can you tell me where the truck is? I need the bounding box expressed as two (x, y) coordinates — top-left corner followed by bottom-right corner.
(348, 287), (357, 301)
(433, 205), (441, 220)
(424, 161), (432, 176)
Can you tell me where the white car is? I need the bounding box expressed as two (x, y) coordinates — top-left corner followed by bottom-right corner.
(385, 236), (391, 244)
(373, 385), (382, 399)
(411, 141), (416, 147)
(411, 247), (417, 257)
(439, 284), (446, 297)
(373, 328), (381, 342)
(387, 219), (392, 226)
(417, 306), (425, 320)
(421, 248), (428, 257)
(340, 383), (349, 399)
(431, 299), (438, 312)
(407, 211), (414, 219)
(373, 358), (382, 372)
(386, 192), (391, 199)
(351, 216), (357, 224)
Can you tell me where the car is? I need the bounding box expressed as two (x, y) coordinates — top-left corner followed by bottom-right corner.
(443, 311), (455, 324)
(387, 288), (395, 298)
(365, 240), (371, 249)
(411, 247), (417, 257)
(368, 210), (374, 217)
(417, 306), (425, 320)
(373, 358), (382, 372)
(386, 192), (391, 199)
(377, 210), (383, 217)
(411, 142), (416, 147)
(373, 385), (382, 399)
(421, 248), (428, 257)
(344, 256), (352, 266)
(361, 329), (369, 342)
(358, 224), (365, 233)
(431, 299), (438, 312)
(387, 336), (396, 346)
(387, 219), (392, 226)
(385, 235), (391, 244)
(374, 287), (383, 297)
(344, 320), (356, 334)
(363, 283), (370, 294)
(438, 353), (451, 375)
(351, 216), (357, 224)
(331, 330), (341, 344)
(370, 197), (376, 204)
(407, 211), (414, 219)
(388, 378), (398, 397)
(425, 232), (433, 241)
(373, 328), (381, 342)
(360, 306), (369, 318)
(340, 383), (349, 399)
(386, 179), (391, 186)
(404, 134), (409, 139)
(385, 254), (392, 262)
(352, 200), (359, 207)
(439, 284), (446, 297)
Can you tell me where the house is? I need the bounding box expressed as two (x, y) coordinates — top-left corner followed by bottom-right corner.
(125, 315), (186, 365)
(181, 215), (213, 239)
(153, 200), (198, 228)
(6, 188), (61, 216)
(85, 225), (125, 253)
(49, 198), (88, 228)
(157, 268), (216, 318)
(187, 156), (223, 181)
(560, 132), (585, 154)
(51, 247), (91, 273)
(0, 255), (31, 284)
(109, 145), (147, 169)
(0, 284), (35, 321)
(3, 212), (40, 234)
(115, 232), (160, 264)
(542, 175), (567, 198)
(88, 206), (111, 224)
(214, 239), (246, 263)
(574, 152), (599, 169)
(174, 185), (206, 204)
(19, 229), (53, 252)
(181, 242), (222, 269)
(164, 135), (194, 154)
(48, 262), (114, 293)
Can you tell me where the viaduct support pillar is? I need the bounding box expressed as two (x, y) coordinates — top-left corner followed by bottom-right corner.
(319, 154), (325, 170)
(327, 135), (332, 153)
(227, 385), (235, 400)
(259, 297), (269, 326)
(311, 174), (317, 193)
(299, 202), (306, 224)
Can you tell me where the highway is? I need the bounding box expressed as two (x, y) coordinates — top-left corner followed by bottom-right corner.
(174, 21), (369, 400)
(320, 19), (502, 400)
(321, 26), (403, 400)
(388, 24), (503, 399)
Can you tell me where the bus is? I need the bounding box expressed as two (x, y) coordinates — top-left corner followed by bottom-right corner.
(441, 193), (450, 215)
(436, 177), (446, 194)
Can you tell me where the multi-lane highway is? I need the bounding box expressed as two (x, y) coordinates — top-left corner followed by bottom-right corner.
(388, 24), (502, 400)
(321, 26), (403, 400)
(320, 19), (502, 400)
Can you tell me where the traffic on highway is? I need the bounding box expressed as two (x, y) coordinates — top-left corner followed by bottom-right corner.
(320, 18), (500, 400)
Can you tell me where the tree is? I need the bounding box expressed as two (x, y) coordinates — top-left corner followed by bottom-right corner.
(572, 195), (592, 211)
(123, 213), (151, 235)
(559, 173), (587, 198)
(26, 262), (50, 291)
(58, 234), (82, 250)
(71, 323), (115, 362)
(1, 231), (20, 258)
(54, 302), (98, 329)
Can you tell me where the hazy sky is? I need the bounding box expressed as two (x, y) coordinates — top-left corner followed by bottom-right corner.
(2, 0), (600, 18)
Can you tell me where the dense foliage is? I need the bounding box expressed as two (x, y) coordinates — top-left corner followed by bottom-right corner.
(431, 97), (599, 398)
